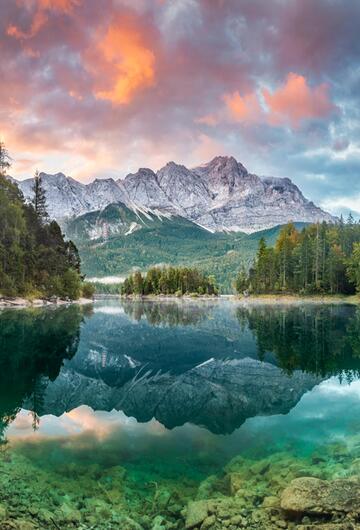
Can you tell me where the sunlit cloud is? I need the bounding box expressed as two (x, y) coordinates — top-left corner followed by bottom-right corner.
(224, 91), (262, 123)
(7, 0), (80, 39)
(91, 21), (156, 105)
(263, 73), (337, 127)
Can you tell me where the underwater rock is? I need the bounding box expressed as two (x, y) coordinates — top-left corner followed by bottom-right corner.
(115, 515), (144, 529)
(185, 500), (209, 528)
(14, 521), (37, 530)
(281, 477), (360, 515)
(262, 495), (280, 508)
(200, 514), (216, 528)
(0, 504), (7, 520)
(296, 523), (359, 530)
(228, 472), (243, 495)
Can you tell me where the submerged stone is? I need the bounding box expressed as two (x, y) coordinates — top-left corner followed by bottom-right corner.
(185, 500), (209, 529)
(296, 523), (359, 530)
(0, 504), (7, 520)
(281, 477), (360, 515)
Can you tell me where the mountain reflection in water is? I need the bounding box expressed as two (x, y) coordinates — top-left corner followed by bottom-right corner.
(1, 300), (360, 439)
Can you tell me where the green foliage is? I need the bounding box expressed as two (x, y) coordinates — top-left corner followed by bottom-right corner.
(91, 282), (122, 295)
(81, 282), (96, 298)
(65, 202), (305, 293)
(121, 266), (219, 296)
(60, 269), (82, 300)
(347, 242), (360, 292)
(0, 144), (82, 299)
(237, 220), (360, 295)
(32, 170), (48, 223)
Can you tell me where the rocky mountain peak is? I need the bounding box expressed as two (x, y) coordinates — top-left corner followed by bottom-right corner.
(16, 155), (336, 232)
(193, 155), (257, 201)
(126, 167), (156, 180)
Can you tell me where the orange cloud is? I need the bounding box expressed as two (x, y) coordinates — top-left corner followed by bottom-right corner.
(223, 91), (262, 123)
(7, 0), (80, 39)
(263, 73), (335, 127)
(37, 0), (80, 12)
(195, 114), (219, 126)
(93, 23), (156, 105)
(222, 74), (336, 128)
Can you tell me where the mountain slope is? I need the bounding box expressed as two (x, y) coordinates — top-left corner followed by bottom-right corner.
(17, 156), (335, 233)
(65, 202), (307, 291)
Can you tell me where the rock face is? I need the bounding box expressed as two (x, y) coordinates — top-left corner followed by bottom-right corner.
(18, 172), (128, 220)
(281, 477), (360, 515)
(156, 161), (214, 219)
(16, 156), (335, 233)
(121, 168), (174, 212)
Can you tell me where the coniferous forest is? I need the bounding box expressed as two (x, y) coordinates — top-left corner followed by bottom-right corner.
(121, 266), (219, 296)
(0, 142), (91, 299)
(236, 220), (360, 295)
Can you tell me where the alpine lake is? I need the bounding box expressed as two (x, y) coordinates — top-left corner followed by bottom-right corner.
(1, 299), (360, 530)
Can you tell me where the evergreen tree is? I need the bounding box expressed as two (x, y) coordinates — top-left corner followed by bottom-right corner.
(347, 243), (360, 292)
(0, 142), (10, 176)
(32, 170), (48, 223)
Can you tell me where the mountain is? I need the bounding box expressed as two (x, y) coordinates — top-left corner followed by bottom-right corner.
(65, 202), (307, 290)
(18, 172), (128, 219)
(16, 156), (335, 233)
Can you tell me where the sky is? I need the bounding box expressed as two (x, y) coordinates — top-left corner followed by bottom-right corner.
(1, 0), (360, 216)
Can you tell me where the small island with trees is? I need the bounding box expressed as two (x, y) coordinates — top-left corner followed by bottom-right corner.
(0, 141), (94, 305)
(121, 266), (219, 297)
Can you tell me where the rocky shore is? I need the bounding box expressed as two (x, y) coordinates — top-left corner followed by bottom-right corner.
(0, 296), (93, 309)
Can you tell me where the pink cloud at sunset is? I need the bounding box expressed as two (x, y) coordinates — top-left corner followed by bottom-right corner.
(7, 0), (80, 39)
(223, 74), (336, 128)
(0, 0), (359, 210)
(263, 73), (336, 127)
(224, 91), (262, 124)
(91, 21), (156, 105)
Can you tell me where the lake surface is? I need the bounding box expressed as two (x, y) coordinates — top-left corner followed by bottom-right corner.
(1, 299), (360, 529)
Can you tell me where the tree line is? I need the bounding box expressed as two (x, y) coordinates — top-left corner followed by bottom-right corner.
(236, 219), (360, 295)
(121, 266), (219, 296)
(0, 142), (94, 299)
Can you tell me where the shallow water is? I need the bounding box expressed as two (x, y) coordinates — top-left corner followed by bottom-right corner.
(1, 300), (360, 529)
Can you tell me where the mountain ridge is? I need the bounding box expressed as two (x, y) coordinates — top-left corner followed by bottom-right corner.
(15, 155), (335, 233)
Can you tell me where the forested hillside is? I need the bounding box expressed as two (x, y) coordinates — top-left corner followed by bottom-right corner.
(0, 143), (87, 299)
(237, 220), (360, 295)
(65, 202), (307, 292)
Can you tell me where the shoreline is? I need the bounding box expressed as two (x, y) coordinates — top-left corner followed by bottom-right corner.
(0, 296), (94, 310)
(101, 293), (360, 305)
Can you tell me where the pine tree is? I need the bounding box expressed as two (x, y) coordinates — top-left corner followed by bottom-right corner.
(0, 142), (10, 177)
(32, 170), (48, 222)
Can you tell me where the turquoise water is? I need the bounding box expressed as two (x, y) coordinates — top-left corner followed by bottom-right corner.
(1, 300), (360, 529)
